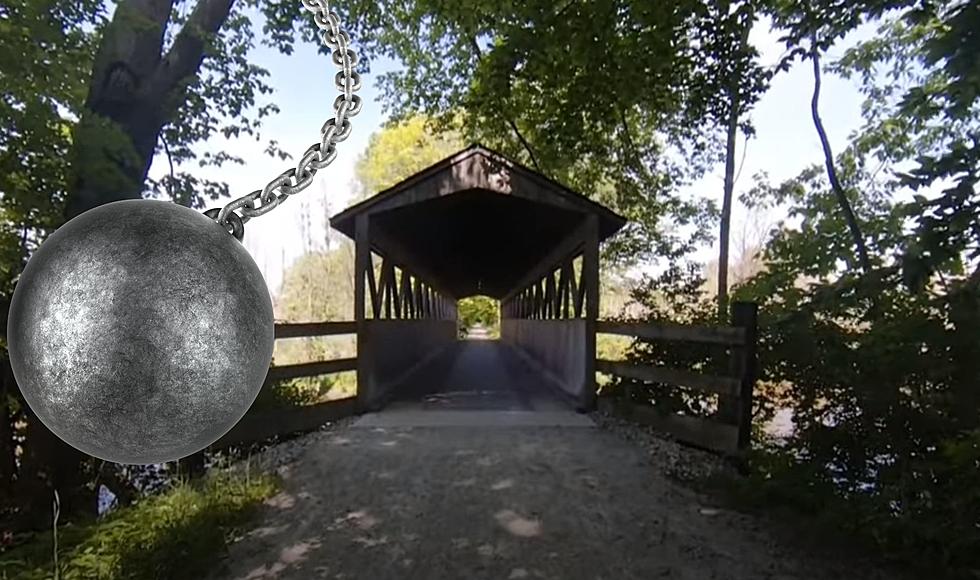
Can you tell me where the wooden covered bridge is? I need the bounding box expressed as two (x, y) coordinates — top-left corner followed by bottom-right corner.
(216, 144), (758, 456)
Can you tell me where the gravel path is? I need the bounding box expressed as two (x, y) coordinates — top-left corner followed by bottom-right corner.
(209, 417), (899, 580)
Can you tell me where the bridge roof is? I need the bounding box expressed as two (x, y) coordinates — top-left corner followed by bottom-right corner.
(330, 144), (626, 299)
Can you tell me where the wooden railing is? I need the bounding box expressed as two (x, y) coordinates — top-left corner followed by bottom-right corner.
(595, 302), (758, 456)
(212, 321), (359, 448)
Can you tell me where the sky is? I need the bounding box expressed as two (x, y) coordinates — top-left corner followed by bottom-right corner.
(146, 9), (880, 296)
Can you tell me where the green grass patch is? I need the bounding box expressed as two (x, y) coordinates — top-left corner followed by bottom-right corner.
(0, 470), (278, 580)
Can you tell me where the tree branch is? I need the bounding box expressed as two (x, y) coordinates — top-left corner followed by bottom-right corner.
(506, 119), (543, 172)
(810, 34), (873, 273)
(151, 0), (236, 96)
(468, 34), (542, 172)
(85, 0), (175, 109)
(160, 132), (176, 199)
(618, 107), (650, 182)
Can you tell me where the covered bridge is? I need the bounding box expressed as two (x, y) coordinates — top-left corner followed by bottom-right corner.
(330, 144), (626, 413)
(218, 144), (757, 457)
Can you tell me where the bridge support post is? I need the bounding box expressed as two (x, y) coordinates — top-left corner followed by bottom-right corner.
(581, 214), (600, 412)
(354, 213), (376, 413)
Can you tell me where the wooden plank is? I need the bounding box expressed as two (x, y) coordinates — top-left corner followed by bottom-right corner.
(595, 359), (740, 396)
(266, 358), (358, 382)
(558, 261), (569, 319)
(544, 270), (556, 319)
(414, 277), (424, 318)
(400, 269), (413, 318)
(367, 253), (381, 318)
(354, 213), (370, 412)
(596, 320), (746, 346)
(573, 259), (585, 318)
(391, 265), (403, 319)
(212, 397), (358, 448)
(382, 257), (394, 319)
(626, 403), (740, 455)
(274, 321), (357, 339)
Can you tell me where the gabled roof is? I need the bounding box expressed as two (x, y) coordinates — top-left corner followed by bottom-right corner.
(331, 143), (626, 239)
(329, 143), (627, 298)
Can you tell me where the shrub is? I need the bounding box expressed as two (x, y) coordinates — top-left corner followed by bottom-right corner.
(0, 470), (277, 579)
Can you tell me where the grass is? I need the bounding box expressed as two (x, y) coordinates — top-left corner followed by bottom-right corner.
(0, 469), (278, 580)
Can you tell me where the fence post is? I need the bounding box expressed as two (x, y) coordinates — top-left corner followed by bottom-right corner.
(731, 301), (758, 450)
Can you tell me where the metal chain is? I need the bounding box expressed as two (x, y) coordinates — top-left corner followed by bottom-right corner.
(206, 0), (361, 241)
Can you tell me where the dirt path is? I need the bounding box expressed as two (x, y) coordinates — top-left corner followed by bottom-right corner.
(208, 420), (895, 580)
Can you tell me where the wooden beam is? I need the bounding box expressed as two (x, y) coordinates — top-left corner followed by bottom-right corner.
(568, 258), (580, 322)
(266, 358), (358, 381)
(626, 403), (739, 455)
(596, 320), (746, 346)
(733, 301), (758, 450)
(558, 261), (569, 318)
(354, 213), (370, 411)
(366, 252), (381, 318)
(501, 218), (588, 302)
(595, 359), (740, 396)
(274, 321), (357, 338)
(382, 257), (394, 319)
(546, 270), (558, 319)
(582, 214), (599, 411)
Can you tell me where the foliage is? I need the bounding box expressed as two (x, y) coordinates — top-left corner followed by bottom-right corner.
(267, 0), (774, 267)
(353, 113), (465, 201)
(615, 3), (980, 577)
(272, 243), (358, 401)
(141, 0), (290, 210)
(457, 295), (499, 337)
(0, 0), (106, 293)
(251, 376), (322, 410)
(0, 0), (327, 520)
(276, 243), (356, 324)
(0, 471), (277, 579)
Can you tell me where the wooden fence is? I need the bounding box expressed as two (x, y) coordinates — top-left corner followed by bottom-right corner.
(595, 301), (758, 456)
(212, 321), (360, 448)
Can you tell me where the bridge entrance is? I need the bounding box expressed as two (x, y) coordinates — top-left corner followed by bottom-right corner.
(329, 144), (626, 415)
(220, 145), (755, 456)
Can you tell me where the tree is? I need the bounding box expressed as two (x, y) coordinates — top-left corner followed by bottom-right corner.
(808, 31), (873, 273)
(457, 295), (498, 336)
(310, 0), (772, 267)
(353, 113), (465, 201)
(0, 0), (351, 526)
(272, 242), (357, 399)
(762, 0), (929, 275)
(276, 242), (356, 325)
(714, 1), (767, 319)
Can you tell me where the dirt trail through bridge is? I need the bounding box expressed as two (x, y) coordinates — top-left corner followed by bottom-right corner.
(208, 341), (896, 580)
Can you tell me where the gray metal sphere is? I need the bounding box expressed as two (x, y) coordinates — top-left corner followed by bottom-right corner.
(7, 199), (274, 464)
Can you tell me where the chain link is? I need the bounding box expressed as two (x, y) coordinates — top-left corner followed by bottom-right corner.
(208, 0), (361, 240)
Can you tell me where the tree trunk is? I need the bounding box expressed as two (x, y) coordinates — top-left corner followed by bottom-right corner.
(9, 0), (238, 529)
(12, 405), (94, 530)
(176, 450), (207, 482)
(718, 23), (751, 321)
(718, 95), (739, 321)
(66, 0), (236, 219)
(0, 357), (15, 493)
(809, 35), (872, 273)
